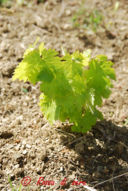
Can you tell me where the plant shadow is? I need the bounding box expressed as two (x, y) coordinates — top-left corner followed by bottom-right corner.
(58, 120), (128, 191)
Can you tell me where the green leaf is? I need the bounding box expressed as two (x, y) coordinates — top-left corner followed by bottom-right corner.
(37, 67), (54, 82)
(12, 42), (116, 133)
(12, 49), (44, 84)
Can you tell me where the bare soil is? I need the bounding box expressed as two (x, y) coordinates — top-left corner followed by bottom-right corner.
(0, 0), (128, 191)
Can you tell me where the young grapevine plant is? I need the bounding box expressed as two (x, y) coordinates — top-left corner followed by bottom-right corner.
(12, 42), (116, 133)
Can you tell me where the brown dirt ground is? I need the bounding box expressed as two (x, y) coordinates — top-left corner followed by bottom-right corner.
(0, 0), (128, 191)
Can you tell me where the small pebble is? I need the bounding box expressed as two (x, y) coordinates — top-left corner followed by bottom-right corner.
(23, 150), (27, 155)
(65, 10), (71, 16)
(26, 144), (31, 149)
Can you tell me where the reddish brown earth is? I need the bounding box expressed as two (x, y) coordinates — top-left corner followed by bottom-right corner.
(0, 0), (128, 190)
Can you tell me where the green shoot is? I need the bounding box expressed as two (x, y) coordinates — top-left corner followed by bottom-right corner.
(12, 42), (116, 133)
